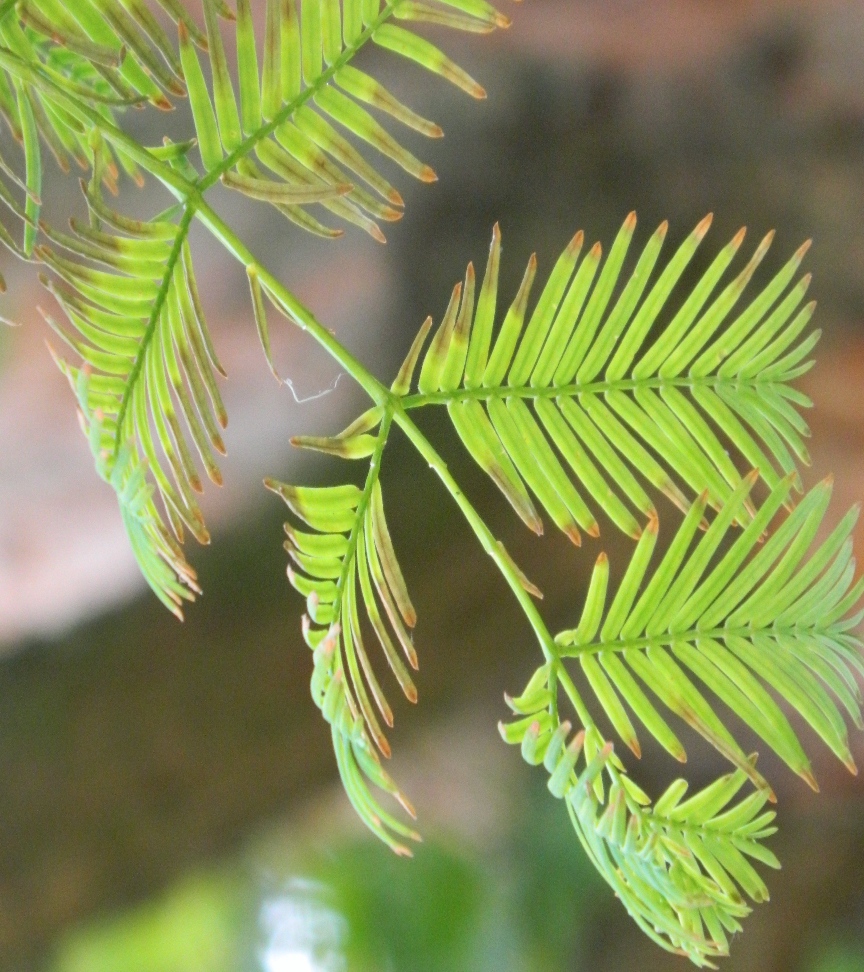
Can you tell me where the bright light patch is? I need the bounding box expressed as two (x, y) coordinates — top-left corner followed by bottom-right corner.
(262, 949), (319, 972)
(259, 879), (346, 972)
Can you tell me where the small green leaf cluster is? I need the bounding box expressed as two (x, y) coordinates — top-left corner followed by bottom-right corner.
(404, 214), (816, 540)
(501, 665), (780, 966)
(265, 430), (424, 854)
(172, 0), (494, 239)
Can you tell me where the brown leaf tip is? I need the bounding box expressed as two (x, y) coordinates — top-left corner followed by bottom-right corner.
(796, 238), (813, 260)
(759, 228), (777, 250)
(567, 230), (585, 253)
(695, 212), (714, 237)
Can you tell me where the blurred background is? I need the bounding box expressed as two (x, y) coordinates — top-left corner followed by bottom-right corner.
(2, 0), (864, 969)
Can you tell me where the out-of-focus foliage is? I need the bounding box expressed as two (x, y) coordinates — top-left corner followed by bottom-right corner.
(47, 772), (612, 972)
(808, 944), (864, 972)
(0, 0), (512, 612)
(52, 874), (248, 972)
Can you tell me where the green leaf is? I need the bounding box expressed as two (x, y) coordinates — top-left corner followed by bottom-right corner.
(373, 22), (486, 98)
(266, 418), (424, 853)
(501, 666), (782, 965)
(401, 216), (820, 540)
(556, 476), (862, 787)
(180, 0), (509, 238)
(37, 176), (250, 614)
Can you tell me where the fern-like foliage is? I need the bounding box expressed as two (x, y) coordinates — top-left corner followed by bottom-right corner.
(28, 0), (510, 610)
(172, 0), (504, 240)
(10, 0), (202, 106)
(0, 0), (208, 258)
(555, 475), (863, 788)
(278, 214), (862, 961)
(500, 666), (781, 966)
(265, 409), (422, 854)
(491, 471), (863, 962)
(401, 216), (816, 540)
(42, 163), (225, 611)
(1, 0), (860, 961)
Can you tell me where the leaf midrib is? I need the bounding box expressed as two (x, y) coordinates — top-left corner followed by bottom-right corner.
(334, 407), (395, 615)
(401, 373), (793, 409)
(558, 623), (837, 659)
(111, 1), (412, 462)
(111, 205), (196, 461)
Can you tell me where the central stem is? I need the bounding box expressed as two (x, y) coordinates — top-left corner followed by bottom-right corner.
(391, 404), (595, 730)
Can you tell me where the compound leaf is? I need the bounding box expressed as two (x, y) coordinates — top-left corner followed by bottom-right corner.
(400, 217), (817, 541)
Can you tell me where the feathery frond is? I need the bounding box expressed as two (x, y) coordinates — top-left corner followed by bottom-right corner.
(399, 216), (817, 541)
(58, 365), (202, 615)
(501, 665), (781, 966)
(0, 0), (211, 237)
(265, 411), (422, 853)
(174, 0), (509, 240)
(2, 0), (859, 957)
(40, 163), (331, 608)
(0, 20), (146, 257)
(556, 475), (864, 789)
(39, 162), (231, 612)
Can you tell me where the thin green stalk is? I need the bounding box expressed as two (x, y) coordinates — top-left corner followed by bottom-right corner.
(334, 407), (395, 606)
(555, 664), (595, 731)
(112, 205), (196, 460)
(4, 29), (609, 730)
(391, 404), (571, 664)
(0, 48), (392, 405)
(401, 374), (784, 409)
(557, 624), (830, 659)
(193, 199), (392, 407)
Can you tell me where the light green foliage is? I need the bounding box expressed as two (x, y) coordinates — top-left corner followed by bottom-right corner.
(405, 217), (817, 540)
(0, 0), (508, 609)
(265, 413), (423, 855)
(497, 469), (862, 962)
(282, 218), (862, 961)
(53, 873), (246, 972)
(0, 1), (861, 964)
(554, 476), (863, 786)
(500, 665), (780, 966)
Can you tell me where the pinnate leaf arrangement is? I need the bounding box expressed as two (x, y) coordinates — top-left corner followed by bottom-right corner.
(0, 0), (861, 963)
